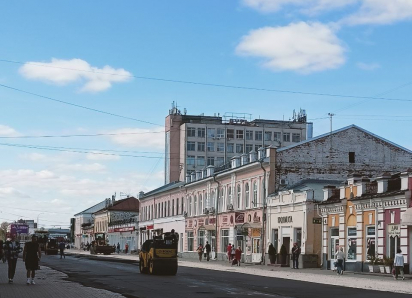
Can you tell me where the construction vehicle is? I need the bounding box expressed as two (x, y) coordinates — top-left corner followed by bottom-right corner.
(139, 231), (178, 275)
(45, 238), (58, 255)
(90, 233), (115, 255)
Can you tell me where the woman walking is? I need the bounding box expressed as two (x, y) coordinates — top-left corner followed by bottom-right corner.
(23, 235), (42, 285)
(235, 246), (242, 266)
(197, 244), (204, 261)
(393, 248), (405, 280)
(4, 234), (22, 284)
(335, 247), (345, 275)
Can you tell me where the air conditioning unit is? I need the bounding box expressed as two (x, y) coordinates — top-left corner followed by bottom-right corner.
(203, 208), (209, 214)
(227, 204), (234, 211)
(280, 179), (288, 185)
(209, 207), (215, 214)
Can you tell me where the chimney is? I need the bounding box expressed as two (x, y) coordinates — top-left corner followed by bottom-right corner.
(241, 153), (249, 166)
(249, 151), (257, 163)
(347, 173), (362, 186)
(186, 173), (191, 183)
(323, 185), (336, 201)
(207, 165), (215, 177)
(376, 172), (391, 193)
(138, 191), (145, 199)
(231, 156), (240, 169)
(196, 170), (202, 181)
(257, 147), (266, 160)
(111, 195), (116, 205)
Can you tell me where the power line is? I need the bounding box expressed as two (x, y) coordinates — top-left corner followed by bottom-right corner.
(0, 131), (165, 139)
(0, 59), (411, 102)
(0, 83), (163, 127)
(0, 206), (72, 215)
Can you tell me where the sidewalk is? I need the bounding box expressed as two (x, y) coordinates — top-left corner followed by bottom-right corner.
(67, 249), (412, 294)
(0, 259), (125, 298)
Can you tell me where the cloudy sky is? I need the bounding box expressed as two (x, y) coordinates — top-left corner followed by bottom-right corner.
(1, 1), (412, 228)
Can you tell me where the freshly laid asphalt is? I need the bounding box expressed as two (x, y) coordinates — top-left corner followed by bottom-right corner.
(40, 254), (411, 298)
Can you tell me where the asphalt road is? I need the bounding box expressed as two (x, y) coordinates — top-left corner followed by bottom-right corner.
(41, 254), (409, 298)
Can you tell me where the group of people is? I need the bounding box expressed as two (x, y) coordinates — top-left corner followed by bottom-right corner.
(114, 242), (129, 254)
(196, 241), (212, 261)
(0, 234), (41, 284)
(226, 243), (242, 266)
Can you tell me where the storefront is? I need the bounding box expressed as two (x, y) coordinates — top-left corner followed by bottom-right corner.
(401, 207), (412, 274)
(108, 226), (138, 253)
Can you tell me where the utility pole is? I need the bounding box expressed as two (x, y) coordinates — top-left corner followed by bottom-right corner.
(327, 113), (335, 134)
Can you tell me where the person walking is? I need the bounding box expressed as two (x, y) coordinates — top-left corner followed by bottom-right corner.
(231, 245), (236, 262)
(235, 246), (242, 267)
(125, 243), (129, 254)
(393, 248), (405, 280)
(23, 235), (42, 285)
(204, 241), (211, 261)
(335, 247), (345, 275)
(268, 243), (277, 264)
(59, 241), (65, 259)
(4, 234), (22, 283)
(227, 243), (232, 262)
(291, 243), (301, 269)
(116, 243), (120, 254)
(197, 244), (204, 261)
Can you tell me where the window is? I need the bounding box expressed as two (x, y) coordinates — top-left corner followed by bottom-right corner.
(207, 142), (215, 152)
(194, 195), (197, 216)
(227, 143), (234, 153)
(283, 133), (290, 142)
(228, 186), (232, 204)
(227, 129), (234, 139)
(219, 188), (225, 212)
(245, 183), (250, 208)
(168, 201), (170, 217)
(292, 133), (301, 142)
(198, 128), (205, 138)
(274, 132), (281, 141)
(199, 194), (203, 214)
(188, 197), (192, 216)
(176, 198), (179, 215)
(187, 231), (194, 251)
(207, 157), (214, 166)
(216, 157), (225, 166)
(347, 227), (357, 260)
(187, 127), (196, 137)
(187, 142), (195, 151)
(253, 182), (258, 207)
(217, 142), (225, 152)
(264, 131), (272, 141)
(366, 226), (376, 260)
(246, 144), (253, 153)
(255, 131), (262, 141)
(210, 190), (215, 209)
(187, 156), (195, 166)
(197, 142), (205, 152)
(246, 130), (253, 140)
(349, 152), (355, 163)
(236, 144), (243, 154)
(295, 228), (302, 248)
(197, 156), (205, 166)
(217, 128), (225, 138)
(181, 197), (184, 215)
(237, 184), (241, 209)
(236, 130), (244, 139)
(221, 229), (229, 252)
(207, 128), (215, 138)
(198, 230), (205, 247)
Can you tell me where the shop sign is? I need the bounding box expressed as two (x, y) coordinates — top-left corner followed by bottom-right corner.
(9, 224), (29, 235)
(146, 225), (154, 230)
(278, 216), (293, 224)
(109, 227), (135, 233)
(251, 228), (261, 237)
(388, 224), (400, 237)
(313, 218), (322, 224)
(235, 212), (245, 224)
(209, 218), (216, 224)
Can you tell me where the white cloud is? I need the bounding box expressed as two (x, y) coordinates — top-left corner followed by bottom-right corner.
(19, 58), (132, 93)
(357, 62), (381, 70)
(106, 128), (165, 149)
(55, 163), (107, 173)
(236, 22), (346, 73)
(20, 153), (48, 161)
(0, 125), (19, 136)
(86, 152), (121, 161)
(0, 187), (30, 199)
(342, 0), (412, 25)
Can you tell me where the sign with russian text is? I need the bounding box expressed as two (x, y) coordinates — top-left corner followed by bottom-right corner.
(278, 216), (293, 224)
(235, 212), (245, 224)
(388, 224), (400, 237)
(313, 218), (322, 224)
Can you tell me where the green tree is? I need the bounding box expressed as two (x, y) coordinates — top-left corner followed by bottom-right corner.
(0, 221), (9, 240)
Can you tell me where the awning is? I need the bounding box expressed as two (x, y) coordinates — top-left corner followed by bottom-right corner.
(198, 225), (216, 231)
(401, 208), (412, 226)
(237, 222), (262, 229)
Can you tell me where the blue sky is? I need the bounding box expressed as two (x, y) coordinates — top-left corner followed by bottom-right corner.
(1, 1), (412, 228)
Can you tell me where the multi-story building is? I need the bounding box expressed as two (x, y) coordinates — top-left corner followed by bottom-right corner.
(164, 102), (313, 184)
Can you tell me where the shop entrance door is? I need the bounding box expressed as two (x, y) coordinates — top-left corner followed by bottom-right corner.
(330, 228), (339, 271)
(282, 237), (290, 255)
(252, 238), (261, 263)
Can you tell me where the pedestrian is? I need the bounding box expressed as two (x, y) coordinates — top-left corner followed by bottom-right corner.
(125, 243), (129, 254)
(197, 244), (204, 261)
(335, 247), (345, 275)
(23, 235), (42, 285)
(59, 241), (65, 259)
(235, 246), (242, 267)
(393, 248), (405, 280)
(86, 241), (90, 251)
(268, 243), (277, 264)
(117, 243), (120, 254)
(231, 245), (236, 262)
(291, 243), (301, 269)
(4, 234), (22, 283)
(227, 243), (232, 262)
(204, 241), (211, 261)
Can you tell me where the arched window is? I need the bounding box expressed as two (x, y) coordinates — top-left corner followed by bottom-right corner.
(253, 182), (258, 207)
(219, 188), (224, 211)
(199, 194), (203, 214)
(245, 183), (250, 208)
(194, 195), (197, 216)
(210, 190), (215, 210)
(167, 201), (170, 217)
(237, 184), (241, 210)
(189, 196), (192, 216)
(161, 202), (164, 217)
(176, 198), (179, 215)
(228, 186), (232, 205)
(181, 197), (184, 215)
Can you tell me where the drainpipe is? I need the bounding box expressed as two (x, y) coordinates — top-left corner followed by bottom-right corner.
(213, 174), (220, 260)
(316, 204), (323, 268)
(260, 159), (267, 265)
